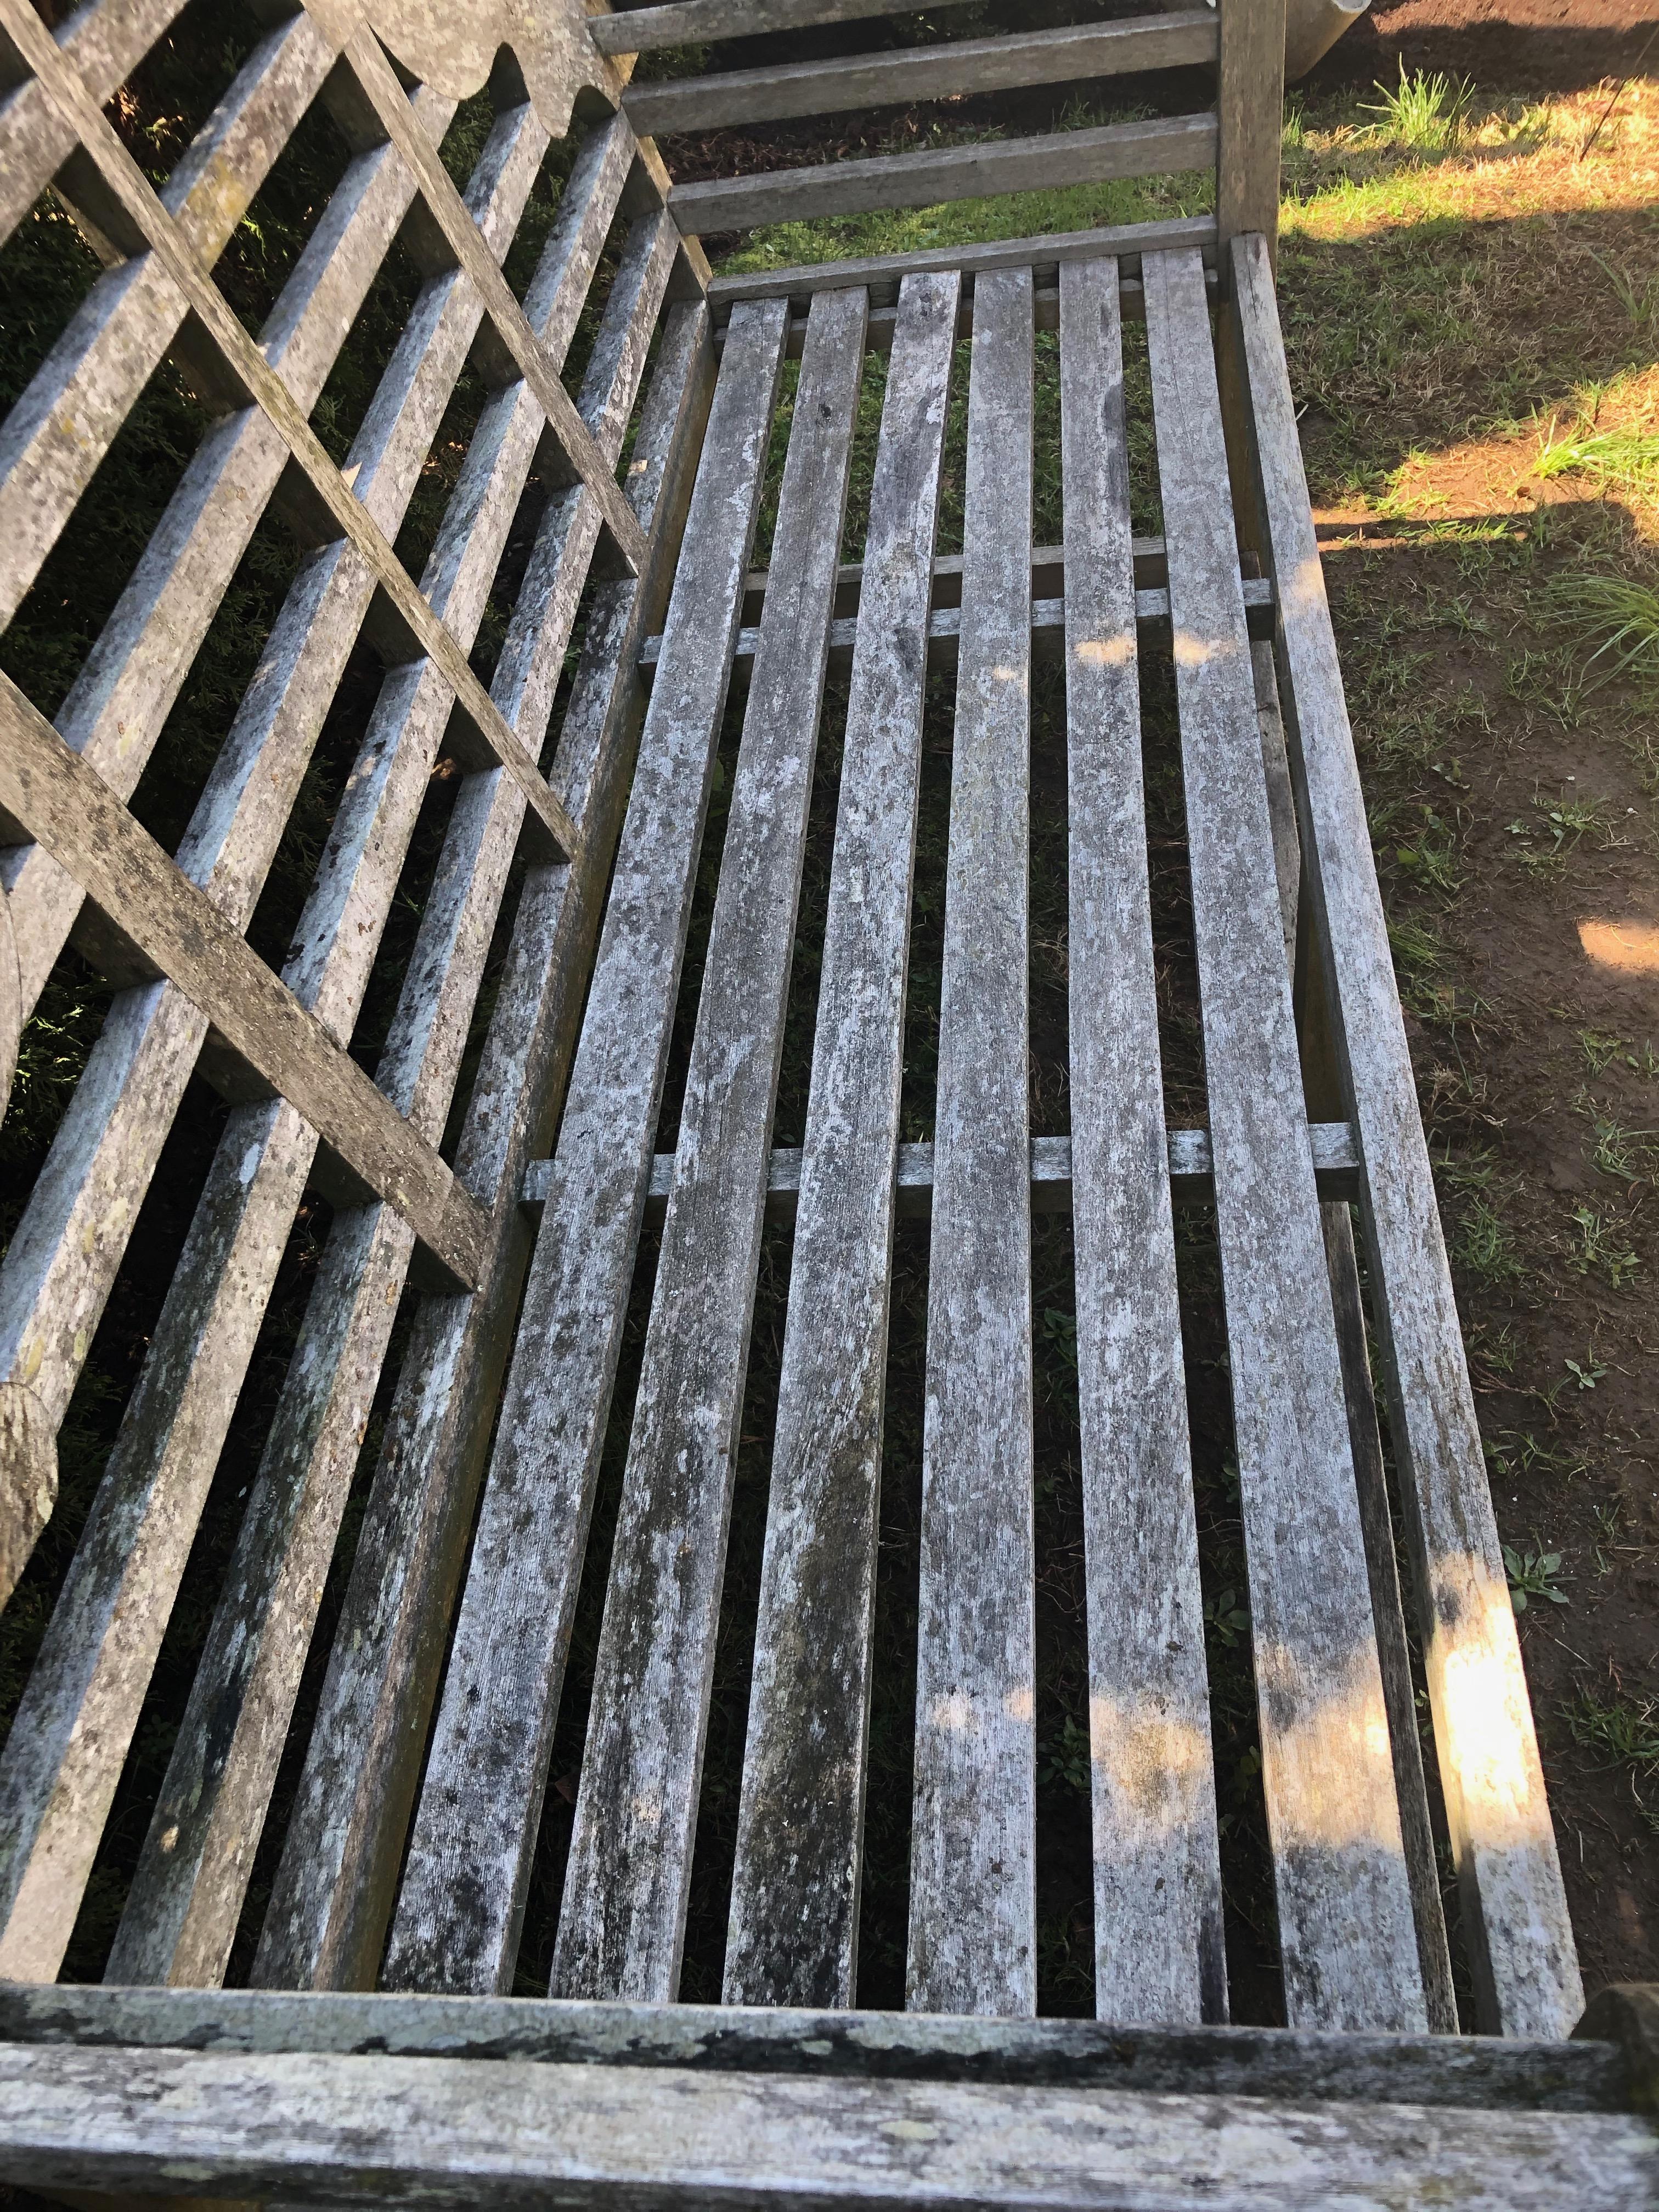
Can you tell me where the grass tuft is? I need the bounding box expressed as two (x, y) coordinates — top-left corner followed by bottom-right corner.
(1360, 59), (1477, 151)
(1548, 575), (1659, 684)
(1536, 426), (1659, 490)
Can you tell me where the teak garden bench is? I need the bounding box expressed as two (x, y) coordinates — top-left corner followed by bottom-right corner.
(0, 0), (1654, 2201)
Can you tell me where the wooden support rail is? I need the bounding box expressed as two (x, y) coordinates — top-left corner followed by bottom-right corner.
(591, 0), (983, 54)
(623, 14), (1218, 135)
(521, 1125), (1364, 1222)
(669, 114), (1218, 233)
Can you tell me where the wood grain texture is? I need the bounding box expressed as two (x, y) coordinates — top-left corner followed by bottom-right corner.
(707, 216), (1217, 311)
(1251, 642), (1458, 2035)
(3, 82), (460, 1025)
(102, 210), (681, 1997)
(364, 299), (785, 2002)
(0, 672), (484, 1288)
(3, 2042), (1655, 2209)
(591, 0), (981, 54)
(0, 105), (627, 1988)
(0, 1982), (1633, 2109)
(623, 14), (1217, 134)
(669, 114), (1218, 234)
(250, 302), (718, 2000)
(544, 287), (868, 2007)
(0, 0), (585, 862)
(1144, 246), (1424, 2035)
(1217, 0), (1287, 256)
(1231, 229), (1582, 2037)
(907, 266), (1035, 2021)
(1060, 256), (1224, 2029)
(0, 9), (334, 634)
(723, 272), (960, 2011)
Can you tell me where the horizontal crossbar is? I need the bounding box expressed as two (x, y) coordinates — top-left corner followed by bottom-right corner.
(707, 216), (1218, 311)
(521, 1123), (1359, 1223)
(623, 14), (1218, 136)
(638, 574), (1276, 675)
(669, 114), (1218, 234)
(592, 0), (983, 54)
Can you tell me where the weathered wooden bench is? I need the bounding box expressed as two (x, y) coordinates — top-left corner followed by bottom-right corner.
(0, 0), (1654, 2202)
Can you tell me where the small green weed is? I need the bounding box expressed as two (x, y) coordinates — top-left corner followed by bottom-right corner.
(1591, 250), (1659, 331)
(1205, 1589), (1250, 1650)
(1360, 59), (1476, 151)
(1579, 1028), (1633, 1075)
(1550, 577), (1659, 686)
(1039, 1714), (1092, 1795)
(1503, 1543), (1570, 1612)
(1565, 1355), (1607, 1391)
(1567, 1205), (1643, 1288)
(1564, 1690), (1659, 1826)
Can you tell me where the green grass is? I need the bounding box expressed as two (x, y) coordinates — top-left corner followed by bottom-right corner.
(1536, 426), (1659, 491)
(1549, 575), (1659, 686)
(1359, 60), (1477, 153)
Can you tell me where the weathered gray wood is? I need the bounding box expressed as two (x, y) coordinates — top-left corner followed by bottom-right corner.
(537, 288), (867, 2007)
(0, 0), (191, 249)
(0, 101), (607, 1463)
(1217, 0), (1287, 257)
(669, 114), (1217, 235)
(591, 0), (982, 55)
(623, 15), (1217, 136)
(1060, 256), (1224, 2029)
(643, 574), (1277, 680)
(908, 266), (1035, 2021)
(340, 26), (647, 574)
(103, 211), (682, 1997)
(0, 671), (485, 1287)
(0, 9), (335, 633)
(3, 83), (459, 1024)
(1231, 229), (1583, 2038)
(723, 272), (958, 2011)
(1144, 246), (1424, 2035)
(709, 218), (1217, 314)
(0, 1982), (1633, 2110)
(4, 2042), (1656, 2210)
(1, 0), (585, 863)
(522, 1122), (1364, 1224)
(1250, 644), (1457, 2034)
(249, 302), (717, 1999)
(0, 117), (625, 1987)
(307, 298), (778, 2001)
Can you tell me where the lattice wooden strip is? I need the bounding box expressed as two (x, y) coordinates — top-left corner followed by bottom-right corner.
(1059, 253), (1224, 2029)
(723, 272), (958, 2011)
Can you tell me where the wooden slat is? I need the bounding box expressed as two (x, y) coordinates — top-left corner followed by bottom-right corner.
(723, 271), (958, 2010)
(544, 287), (868, 2006)
(1143, 246), (1424, 2034)
(523, 1122), (1364, 1223)
(0, 0), (585, 863)
(669, 114), (1217, 234)
(342, 298), (783, 2001)
(1217, 0), (1286, 257)
(102, 211), (683, 1996)
(0, 672), (484, 1287)
(591, 0), (982, 54)
(708, 216), (1217, 311)
(0, 117), (625, 1985)
(2, 83), (460, 1024)
(1230, 229), (1582, 2038)
(623, 14), (1218, 135)
(4, 2042), (1655, 2210)
(1059, 255), (1224, 2028)
(907, 265), (1035, 2020)
(248, 301), (717, 1999)
(0, 1981), (1632, 2112)
(0, 10), (335, 633)
(340, 26), (648, 575)
(1249, 642), (1458, 2033)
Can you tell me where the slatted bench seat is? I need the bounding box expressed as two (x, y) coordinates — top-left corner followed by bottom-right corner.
(0, 0), (1650, 2203)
